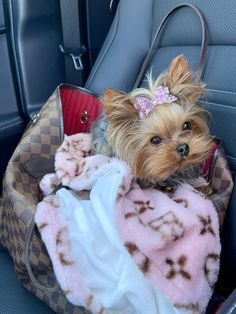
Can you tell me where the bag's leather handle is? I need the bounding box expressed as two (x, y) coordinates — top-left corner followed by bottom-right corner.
(133, 3), (208, 89)
(24, 217), (59, 292)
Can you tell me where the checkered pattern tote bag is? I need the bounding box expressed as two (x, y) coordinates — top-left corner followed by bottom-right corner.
(0, 84), (102, 313)
(0, 82), (233, 314)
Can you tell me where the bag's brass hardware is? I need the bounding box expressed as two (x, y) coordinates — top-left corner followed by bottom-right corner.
(24, 112), (41, 133)
(80, 110), (88, 124)
(32, 112), (41, 124)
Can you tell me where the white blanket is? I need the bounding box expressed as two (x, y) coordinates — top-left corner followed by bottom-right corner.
(55, 162), (181, 314)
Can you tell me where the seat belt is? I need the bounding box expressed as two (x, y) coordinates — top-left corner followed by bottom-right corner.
(59, 0), (86, 86)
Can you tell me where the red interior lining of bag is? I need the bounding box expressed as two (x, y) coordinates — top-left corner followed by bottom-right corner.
(215, 302), (224, 313)
(60, 85), (103, 135)
(201, 142), (219, 179)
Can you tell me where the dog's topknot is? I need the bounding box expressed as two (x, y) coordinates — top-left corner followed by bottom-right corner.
(130, 54), (206, 105)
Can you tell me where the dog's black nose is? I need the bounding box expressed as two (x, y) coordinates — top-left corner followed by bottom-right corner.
(176, 143), (189, 156)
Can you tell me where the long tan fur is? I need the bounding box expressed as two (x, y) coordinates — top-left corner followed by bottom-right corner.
(98, 55), (211, 183)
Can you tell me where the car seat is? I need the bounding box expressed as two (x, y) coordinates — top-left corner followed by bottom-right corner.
(85, 0), (236, 311)
(1, 0), (236, 313)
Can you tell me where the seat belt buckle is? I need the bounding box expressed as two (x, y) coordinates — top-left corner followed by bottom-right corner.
(59, 44), (86, 70)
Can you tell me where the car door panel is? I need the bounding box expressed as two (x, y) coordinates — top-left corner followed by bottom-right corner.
(0, 0), (25, 193)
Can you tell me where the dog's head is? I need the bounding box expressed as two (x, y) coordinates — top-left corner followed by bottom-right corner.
(102, 55), (211, 182)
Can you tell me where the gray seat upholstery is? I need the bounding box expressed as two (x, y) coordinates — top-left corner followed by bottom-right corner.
(85, 0), (236, 298)
(0, 246), (54, 314)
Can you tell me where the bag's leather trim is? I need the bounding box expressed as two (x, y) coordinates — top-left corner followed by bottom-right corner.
(24, 217), (59, 292)
(208, 137), (222, 183)
(22, 157), (55, 179)
(58, 83), (101, 98)
(56, 86), (64, 145)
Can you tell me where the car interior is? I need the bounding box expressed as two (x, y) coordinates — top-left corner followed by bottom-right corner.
(0, 0), (236, 313)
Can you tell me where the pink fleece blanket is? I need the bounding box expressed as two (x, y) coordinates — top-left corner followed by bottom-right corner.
(35, 133), (221, 314)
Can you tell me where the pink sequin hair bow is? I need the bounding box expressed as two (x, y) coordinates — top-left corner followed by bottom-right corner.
(134, 85), (177, 119)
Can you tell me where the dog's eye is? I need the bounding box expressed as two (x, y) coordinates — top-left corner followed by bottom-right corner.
(150, 136), (162, 146)
(183, 121), (191, 130)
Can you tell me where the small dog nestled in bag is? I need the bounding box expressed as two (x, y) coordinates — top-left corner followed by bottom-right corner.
(92, 55), (212, 193)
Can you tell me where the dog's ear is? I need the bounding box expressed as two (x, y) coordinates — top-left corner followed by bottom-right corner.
(166, 54), (192, 87)
(102, 88), (138, 121)
(164, 54), (206, 103)
(102, 89), (124, 114)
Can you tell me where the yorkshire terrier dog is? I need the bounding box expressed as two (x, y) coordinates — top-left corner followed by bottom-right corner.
(91, 55), (212, 193)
